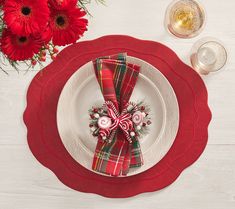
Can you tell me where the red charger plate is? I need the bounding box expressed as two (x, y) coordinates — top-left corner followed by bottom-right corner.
(24, 35), (211, 198)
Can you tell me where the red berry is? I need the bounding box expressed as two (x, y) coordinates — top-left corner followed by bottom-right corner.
(89, 124), (93, 128)
(45, 44), (50, 49)
(53, 48), (59, 53)
(41, 50), (46, 56)
(51, 55), (56, 60)
(141, 106), (145, 111)
(147, 120), (152, 125)
(40, 56), (46, 62)
(143, 123), (146, 127)
(31, 60), (37, 66)
(93, 108), (98, 113)
(90, 114), (95, 119)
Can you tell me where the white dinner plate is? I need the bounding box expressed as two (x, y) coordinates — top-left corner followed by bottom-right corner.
(57, 56), (179, 176)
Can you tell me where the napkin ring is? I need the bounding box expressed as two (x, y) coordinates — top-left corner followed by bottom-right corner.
(89, 101), (151, 143)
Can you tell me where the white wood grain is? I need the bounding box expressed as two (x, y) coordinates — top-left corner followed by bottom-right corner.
(0, 0), (235, 208)
(0, 145), (234, 209)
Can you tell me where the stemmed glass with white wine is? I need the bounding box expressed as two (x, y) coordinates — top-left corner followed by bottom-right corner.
(165, 0), (206, 38)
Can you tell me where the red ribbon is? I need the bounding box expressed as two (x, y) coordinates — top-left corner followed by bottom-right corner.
(105, 101), (133, 143)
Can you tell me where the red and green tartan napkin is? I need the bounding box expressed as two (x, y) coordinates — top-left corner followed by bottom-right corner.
(92, 53), (143, 176)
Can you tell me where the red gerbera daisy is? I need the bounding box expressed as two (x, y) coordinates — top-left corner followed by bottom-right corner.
(0, 29), (43, 61)
(3, 0), (50, 36)
(48, 0), (88, 46)
(0, 0), (5, 6)
(39, 25), (53, 45)
(49, 0), (77, 8)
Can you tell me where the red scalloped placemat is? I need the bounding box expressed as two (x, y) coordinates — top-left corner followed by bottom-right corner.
(23, 35), (211, 198)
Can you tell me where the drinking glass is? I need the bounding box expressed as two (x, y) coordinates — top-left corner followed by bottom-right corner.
(190, 38), (227, 75)
(165, 0), (206, 38)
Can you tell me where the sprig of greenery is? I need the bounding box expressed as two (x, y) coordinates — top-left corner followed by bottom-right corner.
(78, 0), (105, 16)
(0, 9), (4, 36)
(0, 52), (34, 75)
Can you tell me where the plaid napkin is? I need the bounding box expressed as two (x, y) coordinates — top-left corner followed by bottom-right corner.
(92, 53), (143, 176)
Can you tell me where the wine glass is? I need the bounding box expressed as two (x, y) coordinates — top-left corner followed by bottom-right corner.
(165, 0), (206, 38)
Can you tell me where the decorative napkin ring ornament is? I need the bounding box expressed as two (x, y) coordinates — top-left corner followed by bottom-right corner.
(89, 53), (152, 176)
(89, 101), (151, 143)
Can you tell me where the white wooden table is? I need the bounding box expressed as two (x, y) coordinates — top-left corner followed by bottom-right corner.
(0, 0), (235, 208)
